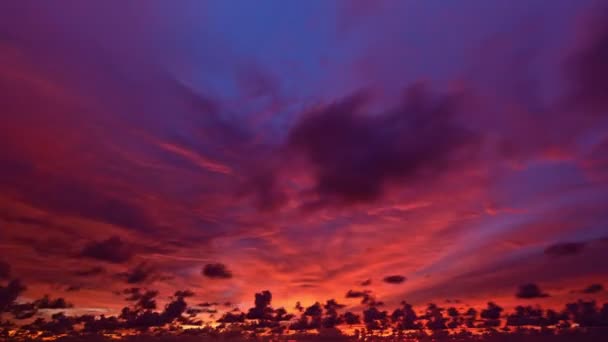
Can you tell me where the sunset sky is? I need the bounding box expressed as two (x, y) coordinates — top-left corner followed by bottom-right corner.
(1, 0), (608, 321)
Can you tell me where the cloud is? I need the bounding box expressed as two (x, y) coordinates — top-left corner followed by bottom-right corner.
(34, 295), (73, 309)
(544, 242), (586, 257)
(124, 288), (158, 310)
(565, 6), (608, 115)
(287, 84), (479, 206)
(0, 279), (26, 312)
(582, 283), (604, 294)
(119, 263), (155, 284)
(383, 275), (406, 284)
(516, 283), (549, 299)
(202, 263), (232, 279)
(73, 266), (106, 277)
(360, 279), (372, 287)
(345, 290), (370, 299)
(80, 236), (133, 264)
(0, 261), (9, 279)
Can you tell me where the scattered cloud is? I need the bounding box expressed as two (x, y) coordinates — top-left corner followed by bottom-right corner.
(81, 236), (134, 264)
(383, 275), (406, 284)
(516, 283), (549, 299)
(202, 263), (232, 279)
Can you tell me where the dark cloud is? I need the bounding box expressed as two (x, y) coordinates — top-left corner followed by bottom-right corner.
(360, 279), (372, 286)
(81, 236), (133, 264)
(119, 263), (154, 284)
(33, 295), (73, 309)
(0, 279), (26, 313)
(73, 266), (106, 277)
(480, 302), (504, 328)
(9, 302), (38, 320)
(198, 302), (219, 307)
(383, 275), (406, 284)
(582, 284), (604, 294)
(174, 290), (195, 298)
(287, 84), (479, 205)
(565, 7), (608, 114)
(345, 289), (381, 306)
(129, 289), (158, 310)
(246, 290), (273, 320)
(202, 263), (232, 279)
(345, 290), (371, 299)
(0, 261), (10, 279)
(544, 242), (586, 257)
(516, 283), (549, 299)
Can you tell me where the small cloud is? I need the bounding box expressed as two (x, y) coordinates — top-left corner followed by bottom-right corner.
(119, 263), (154, 284)
(73, 266), (106, 277)
(383, 275), (406, 284)
(81, 236), (133, 263)
(202, 263), (232, 279)
(516, 283), (549, 299)
(360, 279), (372, 286)
(345, 290), (370, 299)
(34, 295), (73, 309)
(544, 242), (586, 257)
(582, 283), (604, 294)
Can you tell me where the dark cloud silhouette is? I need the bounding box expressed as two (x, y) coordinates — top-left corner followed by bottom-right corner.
(360, 279), (372, 286)
(120, 263), (154, 284)
(218, 311), (246, 323)
(287, 84), (479, 205)
(0, 279), (26, 313)
(383, 275), (406, 284)
(174, 290), (195, 298)
(202, 263), (232, 279)
(480, 302), (503, 328)
(124, 289), (158, 310)
(363, 305), (389, 331)
(33, 295), (73, 309)
(516, 283), (550, 299)
(391, 301), (420, 331)
(199, 302), (219, 307)
(582, 284), (604, 294)
(345, 290), (370, 299)
(9, 302), (38, 320)
(246, 290), (273, 321)
(73, 266), (106, 277)
(565, 7), (608, 114)
(81, 236), (133, 263)
(0, 261), (9, 279)
(544, 242), (586, 257)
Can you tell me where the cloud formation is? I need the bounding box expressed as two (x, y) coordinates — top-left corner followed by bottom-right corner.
(383, 275), (407, 284)
(202, 263), (233, 279)
(81, 236), (134, 264)
(287, 84), (479, 205)
(516, 283), (550, 299)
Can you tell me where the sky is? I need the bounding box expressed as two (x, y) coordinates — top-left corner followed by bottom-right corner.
(1, 0), (608, 321)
